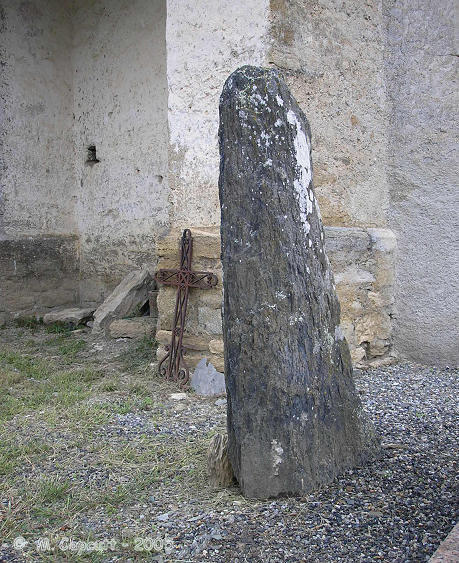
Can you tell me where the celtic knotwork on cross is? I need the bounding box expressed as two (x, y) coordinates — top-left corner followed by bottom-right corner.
(154, 229), (218, 388)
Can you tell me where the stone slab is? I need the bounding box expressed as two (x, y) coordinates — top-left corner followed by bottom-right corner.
(429, 523), (459, 562)
(43, 307), (95, 326)
(92, 269), (154, 333)
(108, 318), (156, 339)
(190, 358), (226, 396)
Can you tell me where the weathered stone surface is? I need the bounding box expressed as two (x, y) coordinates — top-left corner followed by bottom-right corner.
(209, 339), (224, 355)
(429, 522), (459, 563)
(92, 269), (153, 333)
(148, 290), (159, 318)
(325, 227), (396, 366)
(219, 66), (378, 498)
(0, 235), (79, 321)
(108, 318), (156, 339)
(43, 307), (95, 326)
(207, 434), (234, 488)
(191, 358), (226, 396)
(156, 330), (211, 351)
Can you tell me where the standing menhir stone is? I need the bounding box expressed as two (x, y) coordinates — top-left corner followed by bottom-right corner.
(219, 66), (378, 498)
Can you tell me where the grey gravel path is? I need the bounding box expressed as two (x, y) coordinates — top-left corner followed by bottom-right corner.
(167, 363), (458, 562)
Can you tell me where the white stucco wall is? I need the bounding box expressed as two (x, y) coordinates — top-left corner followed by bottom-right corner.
(166, 0), (271, 227)
(0, 0), (76, 236)
(384, 0), (459, 366)
(269, 0), (390, 228)
(73, 0), (169, 302)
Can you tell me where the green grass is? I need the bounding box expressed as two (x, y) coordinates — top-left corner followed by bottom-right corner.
(14, 317), (42, 330)
(0, 349), (105, 422)
(118, 335), (157, 372)
(45, 323), (73, 334)
(38, 477), (72, 503)
(0, 326), (223, 559)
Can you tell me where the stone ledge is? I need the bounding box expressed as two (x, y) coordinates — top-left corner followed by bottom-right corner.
(429, 523), (459, 562)
(0, 234), (79, 319)
(155, 225), (396, 369)
(109, 318), (157, 339)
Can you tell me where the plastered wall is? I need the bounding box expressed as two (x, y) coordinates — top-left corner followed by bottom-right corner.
(73, 0), (169, 304)
(268, 0), (390, 228)
(383, 0), (459, 366)
(166, 0), (271, 227)
(0, 0), (76, 236)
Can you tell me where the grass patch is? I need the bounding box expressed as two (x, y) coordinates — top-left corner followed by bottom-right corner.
(0, 326), (223, 556)
(38, 477), (72, 503)
(118, 335), (157, 373)
(45, 323), (73, 334)
(13, 317), (42, 330)
(0, 348), (104, 422)
(0, 349), (50, 380)
(0, 438), (52, 476)
(57, 338), (87, 360)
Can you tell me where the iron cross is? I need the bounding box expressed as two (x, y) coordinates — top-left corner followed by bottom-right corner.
(155, 229), (218, 387)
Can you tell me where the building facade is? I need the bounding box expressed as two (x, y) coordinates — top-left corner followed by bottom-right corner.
(0, 0), (457, 366)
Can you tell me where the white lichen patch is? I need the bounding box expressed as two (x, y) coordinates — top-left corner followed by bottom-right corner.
(289, 313), (305, 326)
(335, 325), (345, 341)
(287, 109), (313, 237)
(271, 439), (284, 476)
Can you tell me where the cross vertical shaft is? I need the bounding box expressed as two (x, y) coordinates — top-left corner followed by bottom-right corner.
(155, 229), (218, 387)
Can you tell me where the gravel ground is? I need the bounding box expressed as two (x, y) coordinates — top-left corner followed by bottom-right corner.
(0, 325), (457, 562)
(157, 364), (458, 563)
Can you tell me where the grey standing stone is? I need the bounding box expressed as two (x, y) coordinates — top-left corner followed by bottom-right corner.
(218, 66), (379, 498)
(191, 358), (226, 396)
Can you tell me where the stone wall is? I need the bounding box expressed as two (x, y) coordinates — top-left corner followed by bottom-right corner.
(0, 235), (79, 325)
(155, 227), (395, 369)
(155, 228), (224, 372)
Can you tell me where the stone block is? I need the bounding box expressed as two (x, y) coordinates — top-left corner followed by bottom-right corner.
(355, 312), (391, 346)
(198, 306), (222, 335)
(149, 290), (159, 318)
(157, 227), (221, 260)
(191, 358), (226, 396)
(155, 330), (211, 351)
(108, 318), (156, 339)
(209, 339), (224, 355)
(92, 269), (154, 332)
(43, 307), (95, 326)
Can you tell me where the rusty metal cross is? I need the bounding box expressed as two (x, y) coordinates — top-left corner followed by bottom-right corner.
(155, 229), (218, 387)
